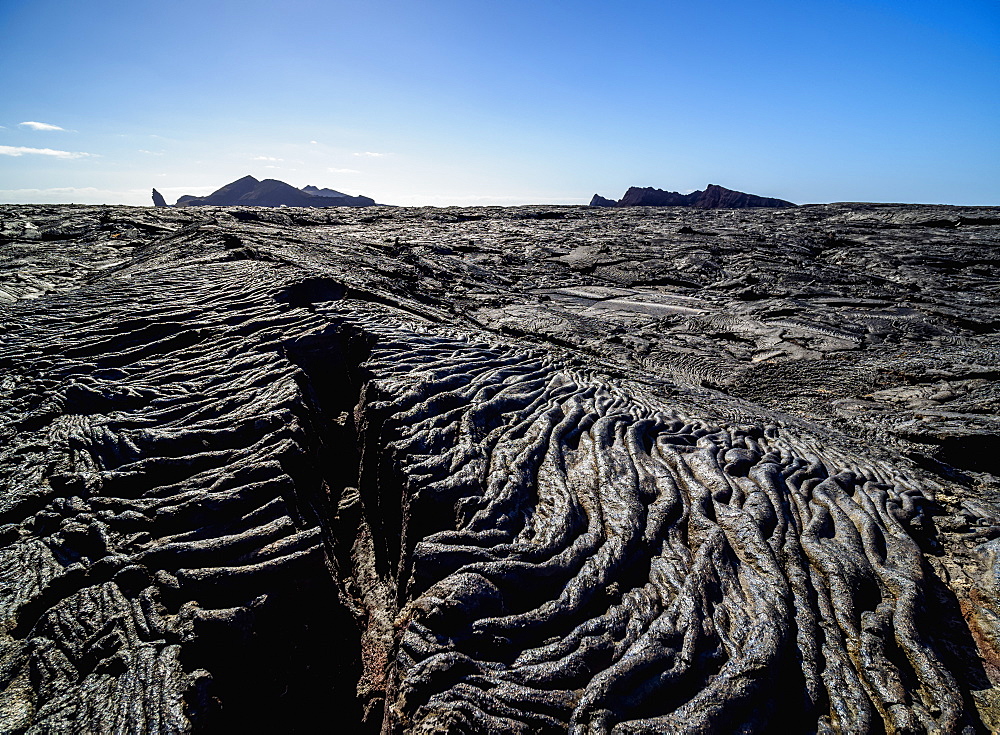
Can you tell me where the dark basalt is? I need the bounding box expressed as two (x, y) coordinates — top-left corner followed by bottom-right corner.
(0, 201), (998, 732)
(594, 184), (796, 208)
(151, 188), (167, 207)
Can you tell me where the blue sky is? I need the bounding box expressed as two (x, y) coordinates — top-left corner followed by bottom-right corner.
(1, 0), (997, 206)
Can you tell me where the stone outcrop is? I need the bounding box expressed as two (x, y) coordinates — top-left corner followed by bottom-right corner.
(0, 201), (997, 732)
(619, 186), (693, 206)
(151, 188), (167, 207)
(594, 183), (796, 208)
(691, 183), (796, 208)
(302, 185), (348, 198)
(173, 175), (376, 207)
(588, 194), (618, 207)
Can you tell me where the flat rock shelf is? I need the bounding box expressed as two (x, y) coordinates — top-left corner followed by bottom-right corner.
(0, 202), (998, 733)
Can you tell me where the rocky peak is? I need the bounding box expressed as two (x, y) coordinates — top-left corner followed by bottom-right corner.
(589, 194), (618, 207)
(302, 185), (347, 198)
(171, 175), (376, 208)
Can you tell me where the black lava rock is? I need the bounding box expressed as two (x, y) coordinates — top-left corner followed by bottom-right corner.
(0, 201), (996, 733)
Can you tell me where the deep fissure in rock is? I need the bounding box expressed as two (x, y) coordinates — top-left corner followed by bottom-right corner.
(282, 320), (388, 731)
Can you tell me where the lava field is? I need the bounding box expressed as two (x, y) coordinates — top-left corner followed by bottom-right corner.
(0, 202), (998, 733)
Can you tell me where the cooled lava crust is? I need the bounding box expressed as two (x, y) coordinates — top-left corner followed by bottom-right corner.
(1, 203), (999, 733)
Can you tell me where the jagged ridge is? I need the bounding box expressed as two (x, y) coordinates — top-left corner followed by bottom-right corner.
(590, 184), (795, 208)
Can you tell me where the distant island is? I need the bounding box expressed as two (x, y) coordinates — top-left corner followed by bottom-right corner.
(591, 184), (795, 208)
(153, 178), (793, 209)
(154, 175), (376, 208)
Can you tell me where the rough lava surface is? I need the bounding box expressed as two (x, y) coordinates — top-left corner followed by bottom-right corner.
(0, 202), (998, 733)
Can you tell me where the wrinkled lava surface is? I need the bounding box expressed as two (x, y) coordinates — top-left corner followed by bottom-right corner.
(0, 202), (998, 733)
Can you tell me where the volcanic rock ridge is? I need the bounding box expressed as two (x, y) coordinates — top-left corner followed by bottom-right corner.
(169, 175), (376, 208)
(591, 183), (796, 208)
(0, 201), (998, 733)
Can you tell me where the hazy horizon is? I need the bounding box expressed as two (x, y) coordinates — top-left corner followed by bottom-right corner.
(1, 0), (998, 207)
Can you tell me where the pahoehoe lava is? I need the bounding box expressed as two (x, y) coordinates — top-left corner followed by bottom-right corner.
(0, 202), (998, 733)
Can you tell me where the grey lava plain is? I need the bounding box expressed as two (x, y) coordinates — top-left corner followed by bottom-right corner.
(0, 200), (998, 733)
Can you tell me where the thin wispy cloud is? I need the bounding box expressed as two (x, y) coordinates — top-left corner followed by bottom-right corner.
(328, 167), (360, 174)
(19, 121), (66, 132)
(138, 149), (164, 155)
(156, 186), (215, 194)
(0, 187), (146, 204)
(353, 151), (386, 158)
(0, 145), (93, 159)
(387, 192), (588, 206)
(251, 155), (282, 162)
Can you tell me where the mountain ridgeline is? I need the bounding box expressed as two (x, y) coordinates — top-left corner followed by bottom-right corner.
(592, 184), (796, 208)
(162, 175), (376, 208)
